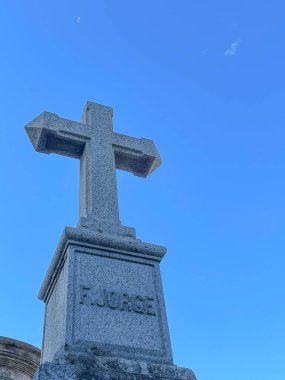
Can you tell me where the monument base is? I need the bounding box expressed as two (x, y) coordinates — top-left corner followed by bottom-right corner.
(36, 228), (197, 379)
(34, 350), (197, 380)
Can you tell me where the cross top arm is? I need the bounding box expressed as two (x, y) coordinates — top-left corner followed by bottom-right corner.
(25, 112), (91, 159)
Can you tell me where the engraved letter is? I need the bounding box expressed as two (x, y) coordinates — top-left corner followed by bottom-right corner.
(133, 295), (146, 314)
(146, 297), (156, 316)
(107, 291), (119, 309)
(96, 289), (106, 307)
(120, 293), (133, 312)
(79, 286), (91, 304)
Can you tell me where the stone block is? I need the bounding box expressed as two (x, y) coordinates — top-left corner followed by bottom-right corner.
(40, 228), (172, 366)
(34, 352), (197, 380)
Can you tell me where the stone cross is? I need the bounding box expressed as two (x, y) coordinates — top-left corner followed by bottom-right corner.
(25, 102), (161, 237)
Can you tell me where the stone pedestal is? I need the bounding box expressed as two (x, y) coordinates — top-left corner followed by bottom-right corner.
(34, 228), (196, 379)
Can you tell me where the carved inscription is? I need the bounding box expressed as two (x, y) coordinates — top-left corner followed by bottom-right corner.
(80, 286), (156, 316)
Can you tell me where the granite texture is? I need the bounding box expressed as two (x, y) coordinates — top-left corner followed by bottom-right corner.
(41, 257), (68, 363)
(25, 101), (161, 238)
(25, 101), (197, 379)
(34, 351), (197, 380)
(40, 235), (173, 365)
(38, 227), (166, 301)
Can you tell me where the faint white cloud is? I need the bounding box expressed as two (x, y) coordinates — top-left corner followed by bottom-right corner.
(224, 40), (241, 57)
(200, 48), (208, 56)
(77, 16), (80, 23)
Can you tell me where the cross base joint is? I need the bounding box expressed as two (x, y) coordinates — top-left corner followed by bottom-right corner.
(78, 216), (136, 238)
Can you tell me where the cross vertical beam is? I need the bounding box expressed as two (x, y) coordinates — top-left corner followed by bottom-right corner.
(79, 102), (121, 232)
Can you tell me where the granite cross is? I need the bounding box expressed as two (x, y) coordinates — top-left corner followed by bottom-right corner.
(25, 102), (161, 237)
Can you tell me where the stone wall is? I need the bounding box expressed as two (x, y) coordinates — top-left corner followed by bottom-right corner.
(0, 337), (40, 380)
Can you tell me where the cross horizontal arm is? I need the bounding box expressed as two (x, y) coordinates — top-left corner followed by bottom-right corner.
(112, 132), (161, 177)
(25, 112), (91, 159)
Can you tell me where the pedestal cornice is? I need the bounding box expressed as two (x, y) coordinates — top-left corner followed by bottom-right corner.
(38, 227), (167, 301)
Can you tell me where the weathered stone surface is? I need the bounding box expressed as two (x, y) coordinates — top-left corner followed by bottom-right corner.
(40, 231), (173, 365)
(25, 101), (197, 379)
(0, 336), (40, 380)
(38, 227), (167, 301)
(34, 351), (197, 380)
(25, 102), (161, 237)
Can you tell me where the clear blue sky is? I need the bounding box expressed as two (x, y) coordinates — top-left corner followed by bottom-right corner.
(0, 1), (284, 379)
